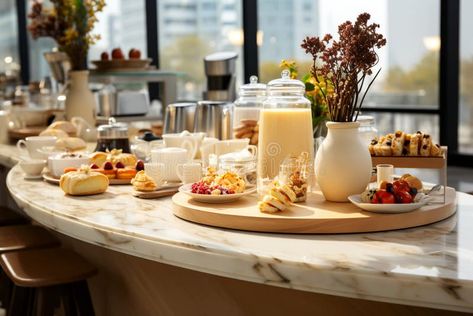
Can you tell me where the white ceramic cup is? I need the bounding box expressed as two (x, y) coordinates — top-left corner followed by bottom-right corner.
(176, 162), (202, 184)
(19, 159), (47, 177)
(16, 136), (57, 159)
(377, 164), (394, 185)
(144, 162), (165, 187)
(151, 147), (188, 182)
(214, 139), (250, 156)
(131, 139), (165, 161)
(162, 131), (205, 160)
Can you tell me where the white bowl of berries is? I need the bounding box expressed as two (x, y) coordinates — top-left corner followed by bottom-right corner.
(348, 178), (432, 213)
(179, 181), (256, 204)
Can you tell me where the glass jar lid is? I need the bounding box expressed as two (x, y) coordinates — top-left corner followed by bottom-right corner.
(357, 115), (375, 127)
(239, 75), (267, 97)
(97, 117), (129, 138)
(267, 70), (305, 96)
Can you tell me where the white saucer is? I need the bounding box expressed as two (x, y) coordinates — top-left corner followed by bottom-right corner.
(24, 174), (43, 180)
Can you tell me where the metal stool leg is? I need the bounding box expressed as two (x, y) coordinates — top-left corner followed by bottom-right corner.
(7, 285), (33, 316)
(71, 281), (95, 316)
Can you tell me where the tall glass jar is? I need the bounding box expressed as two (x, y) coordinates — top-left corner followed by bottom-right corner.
(357, 115), (378, 146)
(257, 70), (314, 196)
(233, 76), (266, 145)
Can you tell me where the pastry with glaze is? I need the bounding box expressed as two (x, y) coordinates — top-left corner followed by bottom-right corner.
(131, 170), (157, 192)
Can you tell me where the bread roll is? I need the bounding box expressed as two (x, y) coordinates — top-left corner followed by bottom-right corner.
(39, 128), (68, 139)
(48, 121), (77, 136)
(55, 137), (87, 152)
(60, 168), (109, 196)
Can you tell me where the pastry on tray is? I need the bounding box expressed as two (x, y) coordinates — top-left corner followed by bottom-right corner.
(258, 183), (296, 213)
(108, 149), (137, 167)
(369, 130), (443, 157)
(100, 162), (116, 179)
(90, 152), (108, 167)
(60, 165), (109, 196)
(131, 170), (157, 192)
(116, 167), (137, 180)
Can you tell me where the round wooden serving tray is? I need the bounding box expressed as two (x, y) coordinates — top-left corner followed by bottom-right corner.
(172, 187), (457, 234)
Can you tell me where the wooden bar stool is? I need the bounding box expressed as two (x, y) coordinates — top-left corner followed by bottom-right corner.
(0, 207), (29, 226)
(0, 225), (60, 309)
(0, 247), (97, 316)
(0, 225), (60, 253)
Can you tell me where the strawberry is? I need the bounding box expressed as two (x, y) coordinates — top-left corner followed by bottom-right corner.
(90, 163), (99, 169)
(135, 160), (144, 171)
(393, 180), (410, 193)
(395, 190), (413, 204)
(115, 162), (125, 169)
(372, 190), (395, 204)
(103, 162), (113, 170)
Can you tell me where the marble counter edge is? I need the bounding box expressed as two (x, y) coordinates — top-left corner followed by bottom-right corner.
(5, 169), (473, 313)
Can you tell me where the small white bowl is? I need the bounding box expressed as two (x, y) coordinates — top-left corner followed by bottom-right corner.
(19, 159), (47, 177)
(48, 153), (90, 178)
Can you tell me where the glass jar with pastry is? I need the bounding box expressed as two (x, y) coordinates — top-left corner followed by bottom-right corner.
(278, 152), (310, 202)
(257, 70), (314, 197)
(233, 75), (266, 146)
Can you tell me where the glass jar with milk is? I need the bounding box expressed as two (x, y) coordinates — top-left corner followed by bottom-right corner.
(233, 76), (266, 146)
(257, 70), (314, 196)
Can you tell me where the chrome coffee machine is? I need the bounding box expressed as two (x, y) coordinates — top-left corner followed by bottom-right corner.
(203, 52), (238, 102)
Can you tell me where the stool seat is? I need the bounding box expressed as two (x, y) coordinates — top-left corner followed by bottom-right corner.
(0, 207), (28, 226)
(0, 248), (97, 287)
(0, 225), (59, 253)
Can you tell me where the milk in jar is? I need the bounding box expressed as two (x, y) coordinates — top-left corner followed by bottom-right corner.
(257, 70), (314, 195)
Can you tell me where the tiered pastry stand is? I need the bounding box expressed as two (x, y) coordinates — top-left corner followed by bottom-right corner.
(371, 147), (447, 203)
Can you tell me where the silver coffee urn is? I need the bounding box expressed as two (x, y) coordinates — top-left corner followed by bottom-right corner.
(203, 52), (238, 102)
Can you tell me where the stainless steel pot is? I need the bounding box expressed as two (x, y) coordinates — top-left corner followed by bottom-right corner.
(194, 101), (233, 140)
(204, 52), (238, 76)
(163, 102), (196, 134)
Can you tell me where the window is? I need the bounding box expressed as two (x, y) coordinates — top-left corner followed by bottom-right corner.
(89, 1), (147, 62)
(0, 0), (20, 79)
(258, 0), (315, 83)
(158, 0), (243, 100)
(459, 0), (473, 154)
(258, 0), (441, 145)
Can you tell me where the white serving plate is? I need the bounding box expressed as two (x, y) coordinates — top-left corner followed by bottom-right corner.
(348, 194), (428, 214)
(178, 184), (256, 204)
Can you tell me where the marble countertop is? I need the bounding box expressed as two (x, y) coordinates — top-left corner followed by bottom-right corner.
(2, 144), (473, 312)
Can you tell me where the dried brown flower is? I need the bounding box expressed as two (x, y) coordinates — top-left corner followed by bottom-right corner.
(301, 13), (386, 122)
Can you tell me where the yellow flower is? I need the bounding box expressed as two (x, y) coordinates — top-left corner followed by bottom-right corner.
(63, 27), (78, 43)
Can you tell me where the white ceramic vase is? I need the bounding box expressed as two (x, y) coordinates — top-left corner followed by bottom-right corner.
(314, 121), (372, 202)
(65, 70), (96, 126)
